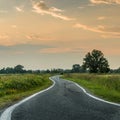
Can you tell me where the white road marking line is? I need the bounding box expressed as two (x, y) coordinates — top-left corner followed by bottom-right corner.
(0, 77), (55, 120)
(1, 76), (120, 120)
(60, 77), (120, 107)
(74, 82), (120, 107)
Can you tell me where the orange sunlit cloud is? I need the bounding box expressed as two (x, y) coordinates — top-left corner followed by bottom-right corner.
(90, 0), (120, 4)
(15, 6), (24, 12)
(74, 23), (120, 37)
(32, 1), (74, 21)
(97, 16), (106, 20)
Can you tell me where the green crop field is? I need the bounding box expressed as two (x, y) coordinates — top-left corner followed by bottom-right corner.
(0, 74), (52, 109)
(63, 73), (120, 103)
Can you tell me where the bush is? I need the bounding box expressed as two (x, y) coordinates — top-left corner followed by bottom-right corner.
(0, 74), (49, 97)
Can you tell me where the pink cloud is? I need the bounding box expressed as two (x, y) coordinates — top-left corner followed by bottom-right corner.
(97, 16), (106, 20)
(32, 1), (74, 21)
(15, 6), (24, 12)
(26, 33), (53, 41)
(90, 0), (120, 4)
(74, 23), (120, 37)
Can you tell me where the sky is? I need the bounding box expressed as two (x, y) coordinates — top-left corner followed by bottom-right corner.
(0, 0), (120, 70)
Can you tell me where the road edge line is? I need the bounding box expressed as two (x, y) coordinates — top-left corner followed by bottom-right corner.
(0, 77), (55, 120)
(74, 82), (120, 107)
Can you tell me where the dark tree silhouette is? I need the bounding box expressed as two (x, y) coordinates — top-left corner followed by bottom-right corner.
(6, 67), (14, 73)
(72, 64), (81, 73)
(14, 65), (24, 73)
(83, 49), (110, 73)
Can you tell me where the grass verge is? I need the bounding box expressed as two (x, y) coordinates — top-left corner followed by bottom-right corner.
(63, 73), (120, 103)
(0, 74), (52, 109)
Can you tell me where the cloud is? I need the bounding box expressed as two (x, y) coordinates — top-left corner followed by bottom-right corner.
(74, 23), (102, 33)
(101, 34), (120, 38)
(39, 47), (84, 54)
(26, 33), (53, 41)
(78, 3), (96, 10)
(0, 33), (34, 46)
(97, 16), (106, 20)
(50, 7), (64, 12)
(0, 34), (13, 46)
(90, 0), (120, 4)
(0, 32), (54, 46)
(74, 23), (120, 37)
(11, 25), (17, 28)
(15, 6), (24, 12)
(32, 1), (74, 21)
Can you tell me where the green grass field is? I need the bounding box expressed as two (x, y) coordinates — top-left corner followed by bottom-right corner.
(0, 74), (52, 109)
(63, 73), (120, 103)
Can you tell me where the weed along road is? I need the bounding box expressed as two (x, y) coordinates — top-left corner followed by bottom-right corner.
(0, 76), (120, 120)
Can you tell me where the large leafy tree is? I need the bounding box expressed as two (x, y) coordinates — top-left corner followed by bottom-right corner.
(83, 49), (110, 73)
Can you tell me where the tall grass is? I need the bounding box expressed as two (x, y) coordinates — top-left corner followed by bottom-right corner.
(64, 74), (120, 103)
(0, 74), (52, 109)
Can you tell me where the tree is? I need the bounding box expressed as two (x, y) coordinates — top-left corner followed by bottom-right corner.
(72, 64), (81, 73)
(83, 49), (110, 73)
(5, 67), (14, 74)
(0, 68), (6, 74)
(111, 67), (120, 73)
(46, 69), (50, 73)
(14, 65), (24, 73)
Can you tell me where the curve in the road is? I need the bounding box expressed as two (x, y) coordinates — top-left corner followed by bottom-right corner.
(74, 82), (120, 107)
(0, 76), (120, 120)
(0, 77), (55, 120)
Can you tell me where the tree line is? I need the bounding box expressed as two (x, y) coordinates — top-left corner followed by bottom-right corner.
(0, 49), (119, 74)
(0, 65), (25, 74)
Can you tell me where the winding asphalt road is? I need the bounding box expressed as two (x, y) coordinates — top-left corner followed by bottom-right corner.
(0, 76), (120, 120)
